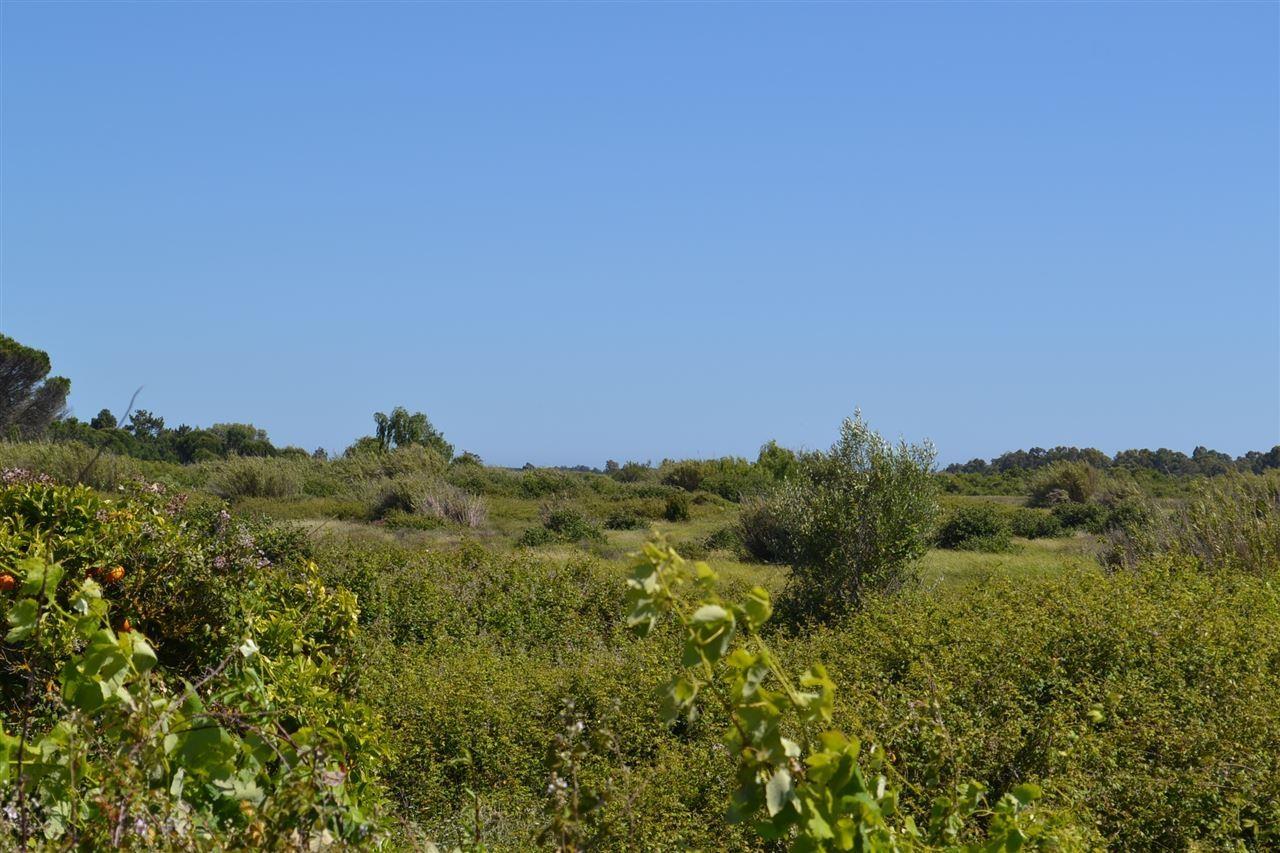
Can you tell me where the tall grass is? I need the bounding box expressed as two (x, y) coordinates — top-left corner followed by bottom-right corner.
(1105, 472), (1280, 575)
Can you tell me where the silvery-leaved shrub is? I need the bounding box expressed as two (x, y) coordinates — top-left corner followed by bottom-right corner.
(775, 412), (939, 623)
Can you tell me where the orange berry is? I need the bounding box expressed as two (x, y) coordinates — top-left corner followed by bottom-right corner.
(0, 574), (15, 592)
(120, 618), (132, 633)
(105, 566), (126, 584)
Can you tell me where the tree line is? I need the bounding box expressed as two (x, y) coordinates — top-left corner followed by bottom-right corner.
(4, 332), (1276, 474)
(946, 443), (1280, 477)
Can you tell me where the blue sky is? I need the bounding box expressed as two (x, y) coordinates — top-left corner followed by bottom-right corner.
(1, 1), (1276, 466)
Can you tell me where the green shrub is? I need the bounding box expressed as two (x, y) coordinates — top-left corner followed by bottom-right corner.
(518, 508), (605, 546)
(1051, 500), (1107, 532)
(0, 441), (203, 491)
(604, 511), (644, 530)
(697, 456), (771, 502)
(796, 558), (1280, 850)
(516, 524), (557, 546)
(625, 541), (1084, 850)
(776, 413), (939, 621)
(661, 461), (703, 492)
(1010, 507), (1063, 539)
(607, 461), (653, 483)
(937, 502), (1013, 551)
(737, 494), (795, 563)
(518, 469), (580, 498)
(0, 480), (264, 674)
(663, 493), (690, 522)
(702, 524), (742, 553)
(371, 476), (487, 527)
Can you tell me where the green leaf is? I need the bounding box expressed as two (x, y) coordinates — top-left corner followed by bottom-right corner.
(175, 722), (237, 772)
(688, 604), (736, 664)
(126, 633), (158, 674)
(660, 676), (698, 724)
(765, 767), (796, 816)
(741, 586), (773, 630)
(1009, 782), (1041, 806)
(5, 598), (39, 642)
(18, 559), (64, 602)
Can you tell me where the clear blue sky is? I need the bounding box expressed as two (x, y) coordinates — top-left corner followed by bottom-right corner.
(2, 1), (1276, 466)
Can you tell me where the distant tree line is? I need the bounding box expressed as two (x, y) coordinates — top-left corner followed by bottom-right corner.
(48, 411), (301, 463)
(1, 334), (463, 465)
(947, 444), (1280, 477)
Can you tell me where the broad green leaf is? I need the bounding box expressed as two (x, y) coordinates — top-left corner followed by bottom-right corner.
(1010, 782), (1041, 806)
(18, 559), (64, 602)
(741, 586), (773, 630)
(5, 598), (39, 642)
(765, 767), (796, 816)
(126, 633), (158, 674)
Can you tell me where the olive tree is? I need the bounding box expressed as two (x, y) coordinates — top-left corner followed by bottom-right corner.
(775, 411), (939, 623)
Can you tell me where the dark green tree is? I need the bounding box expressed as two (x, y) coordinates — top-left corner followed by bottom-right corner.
(0, 334), (70, 439)
(126, 409), (165, 440)
(89, 408), (117, 430)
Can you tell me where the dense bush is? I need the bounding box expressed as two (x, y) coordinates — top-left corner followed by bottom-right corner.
(1050, 500), (1107, 532)
(0, 479), (384, 846)
(518, 507), (605, 547)
(518, 469), (580, 499)
(311, 530), (1280, 849)
(797, 557), (1280, 850)
(0, 442), (204, 492)
(371, 476), (487, 528)
(702, 524), (742, 553)
(662, 493), (690, 522)
(936, 502), (1013, 551)
(660, 461), (703, 492)
(775, 413), (939, 621)
(603, 511), (644, 531)
(737, 494), (795, 563)
(1010, 507), (1063, 539)
(0, 479), (266, 674)
(605, 461), (653, 483)
(626, 542), (1082, 850)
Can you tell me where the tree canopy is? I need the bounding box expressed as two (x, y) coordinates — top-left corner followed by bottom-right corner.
(0, 334), (70, 439)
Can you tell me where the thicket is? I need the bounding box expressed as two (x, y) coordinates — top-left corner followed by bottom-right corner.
(0, 477), (383, 846)
(935, 503), (1012, 552)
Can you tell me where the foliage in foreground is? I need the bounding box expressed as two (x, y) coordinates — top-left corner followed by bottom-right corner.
(624, 539), (1082, 851)
(0, 479), (383, 848)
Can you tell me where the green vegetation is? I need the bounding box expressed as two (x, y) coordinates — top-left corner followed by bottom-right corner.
(1, 337), (1278, 849)
(0, 479), (381, 847)
(935, 502), (1012, 552)
(0, 335), (70, 441)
